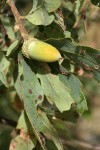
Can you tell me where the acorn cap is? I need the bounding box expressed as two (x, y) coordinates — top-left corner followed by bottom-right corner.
(22, 38), (37, 58)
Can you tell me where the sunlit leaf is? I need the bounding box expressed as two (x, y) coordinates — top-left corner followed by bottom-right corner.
(37, 64), (74, 112)
(26, 7), (54, 26)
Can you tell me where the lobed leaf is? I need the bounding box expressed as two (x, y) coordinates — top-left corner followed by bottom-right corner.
(37, 63), (74, 112)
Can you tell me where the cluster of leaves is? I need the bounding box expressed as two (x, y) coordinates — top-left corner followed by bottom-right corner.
(0, 0), (100, 150)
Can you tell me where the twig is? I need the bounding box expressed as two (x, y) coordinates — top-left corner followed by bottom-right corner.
(61, 139), (100, 150)
(7, 0), (29, 40)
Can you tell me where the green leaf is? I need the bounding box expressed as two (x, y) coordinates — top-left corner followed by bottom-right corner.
(74, 0), (81, 16)
(59, 73), (87, 115)
(73, 0), (86, 17)
(67, 74), (82, 103)
(62, 2), (73, 12)
(15, 54), (63, 149)
(44, 0), (61, 12)
(91, 0), (100, 7)
(6, 40), (19, 57)
(38, 110), (64, 150)
(64, 31), (71, 39)
(29, 0), (44, 13)
(66, 74), (88, 114)
(26, 7), (54, 26)
(37, 22), (64, 40)
(10, 135), (36, 150)
(77, 92), (88, 114)
(0, 52), (10, 87)
(15, 53), (46, 150)
(62, 42), (100, 81)
(37, 64), (74, 112)
(59, 38), (100, 81)
(16, 111), (28, 131)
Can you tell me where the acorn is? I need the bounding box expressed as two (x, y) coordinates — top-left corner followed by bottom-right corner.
(22, 38), (61, 62)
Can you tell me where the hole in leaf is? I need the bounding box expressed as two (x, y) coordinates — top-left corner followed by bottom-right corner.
(20, 75), (24, 81)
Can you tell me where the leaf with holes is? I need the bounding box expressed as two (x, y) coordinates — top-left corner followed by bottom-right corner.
(15, 53), (46, 150)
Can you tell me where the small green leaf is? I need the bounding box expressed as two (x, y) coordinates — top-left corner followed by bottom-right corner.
(16, 111), (28, 131)
(26, 7), (54, 26)
(0, 52), (10, 87)
(67, 74), (82, 103)
(29, 0), (44, 13)
(6, 40), (19, 56)
(74, 0), (80, 16)
(77, 92), (88, 114)
(44, 0), (61, 12)
(64, 31), (71, 39)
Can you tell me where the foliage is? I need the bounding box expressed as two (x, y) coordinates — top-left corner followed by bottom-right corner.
(0, 0), (100, 150)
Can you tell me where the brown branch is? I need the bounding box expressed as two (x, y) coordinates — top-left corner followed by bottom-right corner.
(7, 0), (29, 40)
(61, 139), (100, 150)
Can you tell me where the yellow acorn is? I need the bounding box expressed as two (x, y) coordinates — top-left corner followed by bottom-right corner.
(22, 38), (61, 62)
